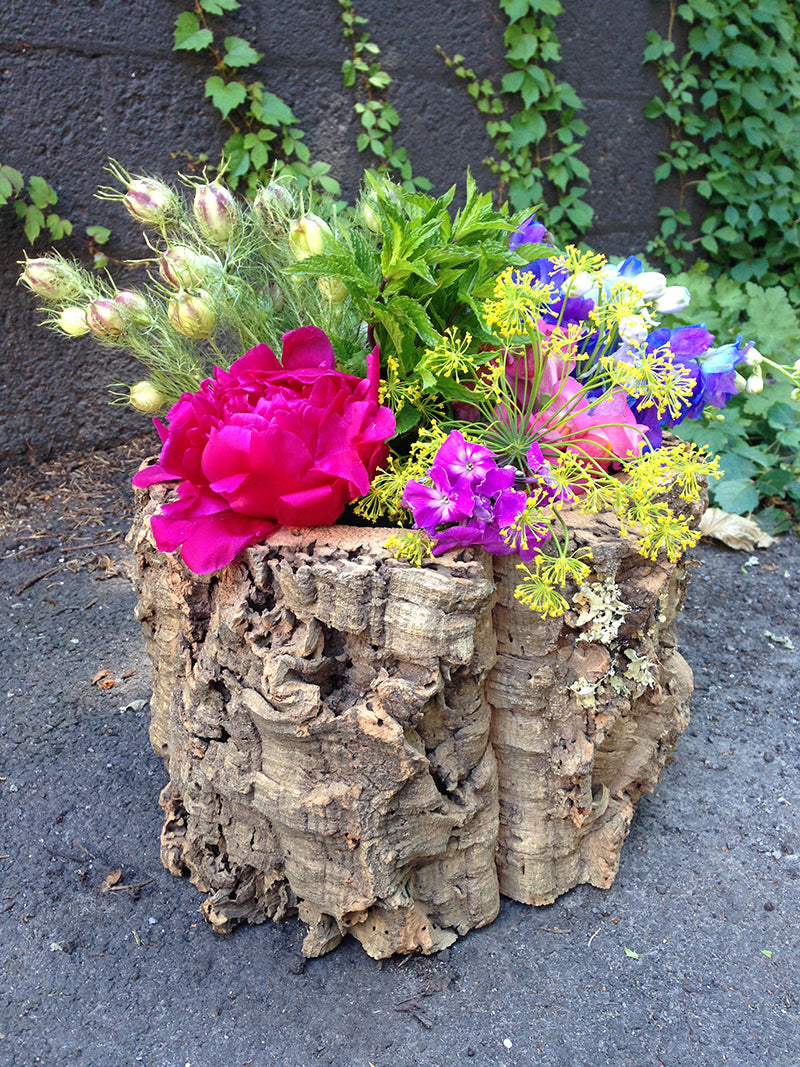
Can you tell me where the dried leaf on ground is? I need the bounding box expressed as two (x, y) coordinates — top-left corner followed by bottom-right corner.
(698, 508), (775, 551)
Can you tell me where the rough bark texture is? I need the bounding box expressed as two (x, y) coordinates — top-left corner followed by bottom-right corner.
(129, 481), (701, 958)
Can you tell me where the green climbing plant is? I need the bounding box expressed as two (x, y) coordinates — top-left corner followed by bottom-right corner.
(172, 0), (341, 197)
(338, 0), (431, 191)
(437, 0), (591, 240)
(643, 0), (800, 302)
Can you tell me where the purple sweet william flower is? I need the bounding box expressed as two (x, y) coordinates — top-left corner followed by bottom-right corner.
(132, 326), (395, 574)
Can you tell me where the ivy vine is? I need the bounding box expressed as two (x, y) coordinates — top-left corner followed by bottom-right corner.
(643, 0), (800, 302)
(173, 0), (341, 197)
(437, 0), (591, 240)
(338, 0), (431, 190)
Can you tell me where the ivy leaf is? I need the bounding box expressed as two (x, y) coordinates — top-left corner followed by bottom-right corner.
(257, 92), (296, 127)
(86, 225), (111, 244)
(27, 176), (57, 209)
(222, 36), (263, 69)
(174, 12), (213, 52)
(204, 76), (247, 119)
(23, 204), (44, 243)
(200, 0), (240, 13)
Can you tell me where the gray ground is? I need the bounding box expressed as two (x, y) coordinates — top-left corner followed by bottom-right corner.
(1, 447), (798, 1067)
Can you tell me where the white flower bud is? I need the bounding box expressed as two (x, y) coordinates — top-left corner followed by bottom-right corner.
(619, 315), (649, 346)
(566, 272), (596, 299)
(743, 346), (763, 367)
(655, 285), (692, 315)
(129, 381), (166, 413)
(745, 374), (764, 395)
(791, 387), (800, 402)
(86, 298), (126, 340)
(192, 181), (238, 243)
(288, 213), (331, 260)
(734, 372), (747, 393)
(792, 358), (800, 372)
(58, 306), (89, 336)
(632, 271), (667, 301)
(167, 291), (216, 339)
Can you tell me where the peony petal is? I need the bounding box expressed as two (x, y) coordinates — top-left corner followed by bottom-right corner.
(281, 325), (335, 370)
(275, 484), (348, 527)
(229, 343), (281, 376)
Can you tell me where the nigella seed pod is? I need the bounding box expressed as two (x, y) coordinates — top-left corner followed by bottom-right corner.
(267, 282), (285, 312)
(158, 246), (215, 289)
(123, 177), (178, 227)
(129, 380), (166, 414)
(167, 291), (216, 339)
(359, 198), (381, 234)
(317, 276), (348, 302)
(86, 298), (126, 340)
(58, 307), (89, 337)
(288, 213), (331, 260)
(193, 181), (237, 243)
(113, 289), (150, 323)
(19, 257), (82, 302)
(253, 182), (296, 230)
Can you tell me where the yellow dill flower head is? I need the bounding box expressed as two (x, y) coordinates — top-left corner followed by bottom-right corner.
(419, 327), (478, 382)
(551, 245), (608, 277)
(384, 530), (433, 567)
(483, 268), (554, 342)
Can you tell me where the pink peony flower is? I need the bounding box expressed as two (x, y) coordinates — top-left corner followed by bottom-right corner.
(133, 326), (395, 573)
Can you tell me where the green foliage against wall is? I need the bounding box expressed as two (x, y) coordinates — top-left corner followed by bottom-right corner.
(643, 0), (800, 300)
(173, 0), (341, 197)
(438, 0), (591, 241)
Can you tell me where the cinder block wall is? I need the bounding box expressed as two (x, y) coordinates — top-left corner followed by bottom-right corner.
(0, 0), (673, 464)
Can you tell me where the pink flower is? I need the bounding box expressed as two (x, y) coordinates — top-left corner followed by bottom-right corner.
(133, 326), (395, 573)
(531, 375), (648, 467)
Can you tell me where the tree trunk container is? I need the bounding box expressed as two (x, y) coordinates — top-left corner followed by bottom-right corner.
(128, 480), (700, 958)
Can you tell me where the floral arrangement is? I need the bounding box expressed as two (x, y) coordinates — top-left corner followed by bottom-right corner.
(22, 167), (795, 615)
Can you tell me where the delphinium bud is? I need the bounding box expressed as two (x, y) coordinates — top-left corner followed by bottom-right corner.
(317, 276), (348, 302)
(253, 182), (296, 232)
(19, 257), (82, 302)
(58, 307), (89, 336)
(167, 291), (216, 339)
(86, 298), (126, 340)
(158, 246), (218, 289)
(192, 181), (238, 243)
(288, 213), (331, 260)
(791, 387), (800, 402)
(129, 381), (166, 413)
(123, 177), (179, 227)
(113, 289), (150, 323)
(745, 374), (764, 395)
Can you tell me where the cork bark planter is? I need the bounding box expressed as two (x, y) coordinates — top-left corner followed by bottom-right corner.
(129, 480), (700, 959)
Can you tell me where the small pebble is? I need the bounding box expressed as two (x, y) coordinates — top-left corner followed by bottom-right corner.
(467, 1049), (476, 1058)
(148, 917), (158, 925)
(764, 752), (775, 763)
(288, 956), (306, 975)
(764, 901), (775, 912)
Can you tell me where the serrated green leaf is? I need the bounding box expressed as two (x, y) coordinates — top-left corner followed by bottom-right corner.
(174, 12), (213, 51)
(222, 36), (263, 69)
(204, 76), (247, 119)
(258, 91), (296, 126)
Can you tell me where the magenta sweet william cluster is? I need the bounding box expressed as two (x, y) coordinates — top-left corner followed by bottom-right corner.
(402, 431), (569, 559)
(133, 326), (396, 573)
